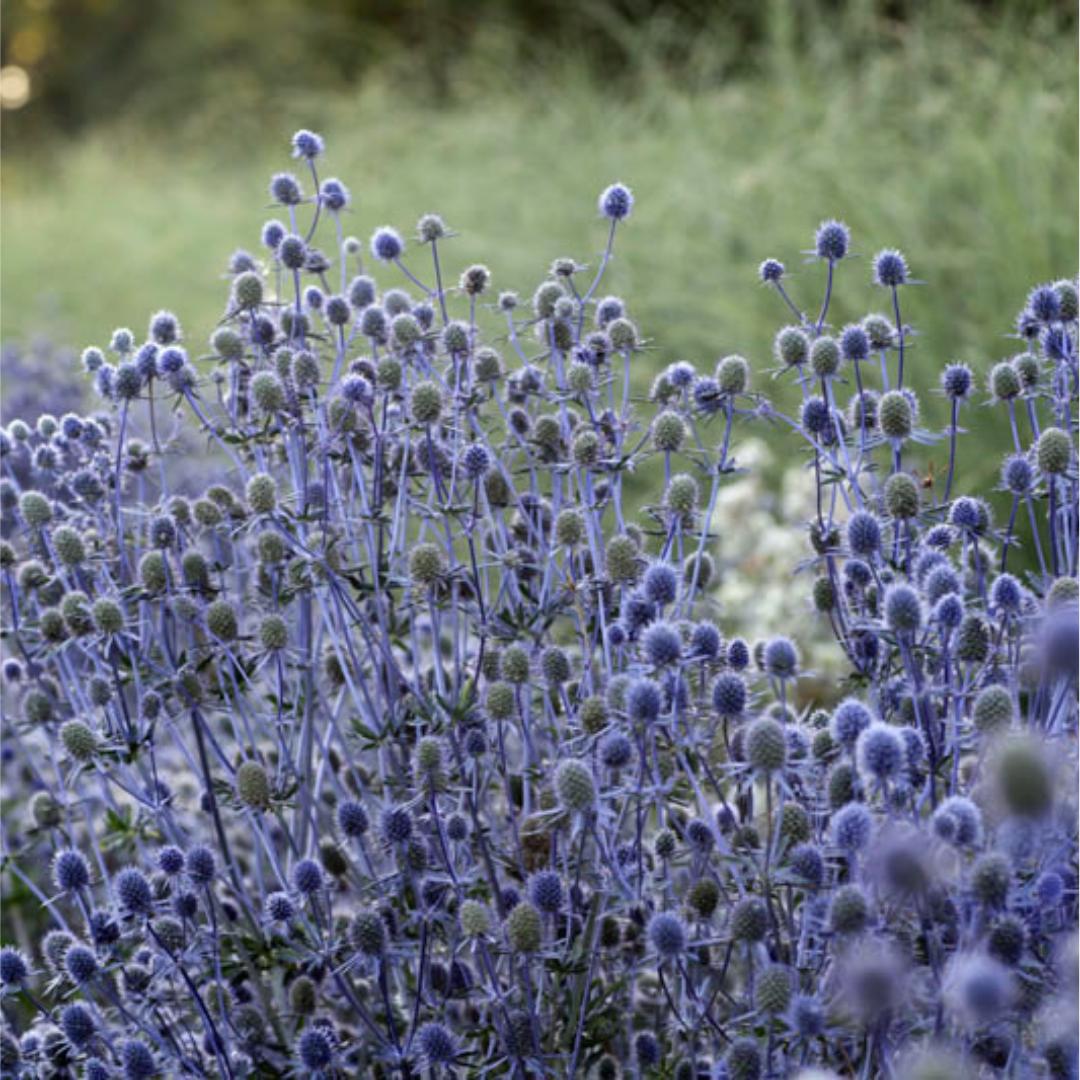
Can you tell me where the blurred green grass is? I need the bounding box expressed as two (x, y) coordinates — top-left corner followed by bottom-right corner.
(2, 2), (1076, 499)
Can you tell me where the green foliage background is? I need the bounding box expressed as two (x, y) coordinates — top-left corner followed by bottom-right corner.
(2, 0), (1077, 501)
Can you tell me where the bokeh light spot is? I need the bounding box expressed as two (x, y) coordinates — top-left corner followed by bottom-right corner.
(0, 66), (31, 110)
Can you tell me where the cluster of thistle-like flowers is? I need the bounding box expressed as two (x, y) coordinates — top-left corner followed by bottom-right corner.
(0, 128), (1077, 1080)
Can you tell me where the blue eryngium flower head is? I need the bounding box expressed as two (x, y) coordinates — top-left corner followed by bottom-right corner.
(840, 323), (871, 361)
(115, 867), (154, 916)
(462, 442), (491, 479)
(949, 495), (990, 533)
(815, 219), (850, 261)
(685, 817), (714, 851)
(598, 182), (634, 221)
(899, 727), (926, 772)
(934, 593), (965, 628)
(370, 226), (404, 262)
(341, 375), (373, 405)
(261, 219), (286, 250)
(381, 805), (413, 844)
(186, 844), (216, 885)
(595, 295), (625, 326)
(320, 177), (350, 211)
(1035, 870), (1065, 906)
(856, 723), (906, 782)
(291, 129), (325, 160)
(528, 870), (564, 914)
(924, 523), (954, 550)
(727, 638), (750, 669)
(600, 732), (633, 768)
(0, 946), (28, 985)
(831, 697), (872, 749)
(297, 1027), (334, 1070)
(693, 375), (723, 414)
(337, 799), (369, 837)
(157, 845), (185, 875)
(924, 564), (961, 604)
(788, 844), (825, 886)
(847, 510), (882, 556)
(873, 248), (909, 287)
(643, 562), (678, 606)
(64, 944), (99, 985)
(648, 910), (687, 958)
(269, 172), (303, 206)
(133, 343), (158, 379)
(149, 309), (181, 345)
(1027, 283), (1062, 323)
(324, 295), (350, 325)
(932, 795), (983, 847)
(121, 1039), (157, 1080)
(53, 849), (91, 892)
(884, 583), (923, 634)
(60, 1002), (95, 1046)
(109, 326), (134, 354)
(690, 620), (722, 660)
(711, 672), (747, 717)
(831, 802), (873, 852)
(415, 1023), (457, 1067)
(643, 621), (682, 666)
(635, 1031), (660, 1067)
(667, 360), (696, 387)
(228, 248), (257, 274)
(790, 994), (825, 1037)
(1001, 452), (1034, 494)
(914, 547), (947, 585)
(990, 573), (1024, 613)
(941, 362), (974, 399)
(800, 396), (833, 438)
(627, 678), (662, 723)
(1040, 324), (1073, 362)
(763, 636), (799, 679)
(82, 346), (106, 372)
(759, 258), (785, 283)
(265, 891), (296, 922)
(292, 858), (324, 895)
(1014, 305), (1042, 341)
(621, 590), (656, 636)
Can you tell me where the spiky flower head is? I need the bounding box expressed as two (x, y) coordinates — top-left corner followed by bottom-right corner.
(756, 964), (793, 1014)
(856, 722), (906, 782)
(746, 717), (788, 773)
(505, 900), (543, 952)
(726, 1037), (763, 1080)
(555, 759), (596, 812)
(873, 248), (909, 287)
(1036, 427), (1073, 475)
(730, 897), (768, 942)
(349, 909), (387, 957)
(409, 542), (446, 588)
(830, 886), (870, 935)
(815, 220), (850, 261)
(831, 801), (873, 853)
(599, 182), (634, 221)
(371, 225), (404, 262)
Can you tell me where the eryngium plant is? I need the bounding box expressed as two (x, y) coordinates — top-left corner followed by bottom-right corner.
(0, 129), (1077, 1080)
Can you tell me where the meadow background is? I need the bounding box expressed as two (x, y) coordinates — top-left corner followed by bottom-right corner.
(2, 0), (1077, 498)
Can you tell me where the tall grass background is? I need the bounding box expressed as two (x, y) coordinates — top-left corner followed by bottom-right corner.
(2, 0), (1077, 506)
